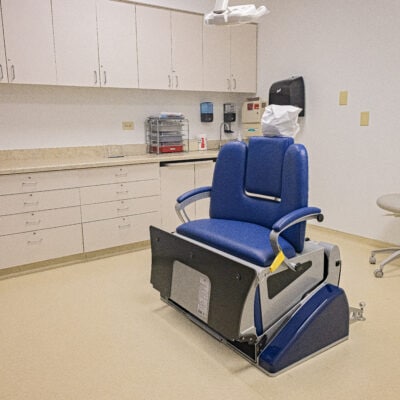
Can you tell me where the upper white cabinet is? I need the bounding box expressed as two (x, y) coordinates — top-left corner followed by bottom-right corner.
(203, 24), (257, 92)
(170, 11), (203, 91)
(0, 2), (257, 91)
(52, 0), (99, 87)
(0, 9), (7, 83)
(203, 25), (231, 92)
(0, 0), (56, 85)
(136, 6), (171, 90)
(230, 24), (257, 92)
(136, 6), (203, 91)
(52, 0), (138, 88)
(96, 0), (138, 88)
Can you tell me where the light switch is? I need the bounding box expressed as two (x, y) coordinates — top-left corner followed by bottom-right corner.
(339, 91), (348, 106)
(360, 112), (370, 126)
(122, 121), (134, 130)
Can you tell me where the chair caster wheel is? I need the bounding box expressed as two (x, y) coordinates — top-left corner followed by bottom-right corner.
(369, 255), (376, 264)
(374, 269), (384, 278)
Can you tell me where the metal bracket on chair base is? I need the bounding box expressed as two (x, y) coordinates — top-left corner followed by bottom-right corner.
(349, 302), (366, 323)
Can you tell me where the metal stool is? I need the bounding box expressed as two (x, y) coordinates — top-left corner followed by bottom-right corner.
(370, 193), (400, 277)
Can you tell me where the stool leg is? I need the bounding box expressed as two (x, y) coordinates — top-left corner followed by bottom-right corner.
(373, 249), (400, 278)
(369, 247), (400, 264)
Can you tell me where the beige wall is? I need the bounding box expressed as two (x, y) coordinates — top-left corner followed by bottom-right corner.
(257, 0), (400, 242)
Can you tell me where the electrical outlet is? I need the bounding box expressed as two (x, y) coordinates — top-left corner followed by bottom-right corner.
(360, 112), (370, 126)
(122, 121), (134, 130)
(339, 91), (348, 106)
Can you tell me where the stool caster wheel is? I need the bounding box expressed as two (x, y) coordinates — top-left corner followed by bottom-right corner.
(369, 255), (376, 264)
(374, 269), (384, 278)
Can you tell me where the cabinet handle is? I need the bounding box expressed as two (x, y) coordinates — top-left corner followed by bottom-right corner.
(94, 70), (98, 85)
(22, 181), (38, 185)
(233, 78), (237, 90)
(117, 206), (130, 212)
(23, 201), (39, 206)
(0, 64), (3, 81)
(175, 75), (179, 88)
(227, 78), (231, 90)
(25, 219), (41, 226)
(103, 70), (107, 85)
(168, 74), (172, 88)
(118, 223), (131, 229)
(27, 237), (43, 245)
(10, 65), (15, 81)
(115, 172), (128, 178)
(116, 190), (129, 195)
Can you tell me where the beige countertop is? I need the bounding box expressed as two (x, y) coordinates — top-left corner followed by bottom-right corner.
(0, 149), (219, 175)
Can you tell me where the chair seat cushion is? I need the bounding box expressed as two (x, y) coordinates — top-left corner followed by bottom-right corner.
(176, 219), (296, 267)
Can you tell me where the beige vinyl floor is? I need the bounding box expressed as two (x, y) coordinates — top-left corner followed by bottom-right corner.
(1, 226), (400, 400)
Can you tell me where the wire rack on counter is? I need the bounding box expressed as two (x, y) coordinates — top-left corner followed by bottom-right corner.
(145, 116), (189, 154)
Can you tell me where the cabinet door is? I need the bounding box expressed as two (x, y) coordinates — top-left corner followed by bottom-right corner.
(0, 11), (8, 83)
(171, 11), (202, 91)
(82, 212), (161, 252)
(230, 24), (257, 93)
(194, 160), (215, 219)
(203, 25), (230, 92)
(0, 225), (83, 269)
(96, 0), (138, 88)
(136, 5), (172, 90)
(52, 0), (99, 87)
(0, 206), (81, 236)
(1, 0), (56, 85)
(160, 163), (195, 232)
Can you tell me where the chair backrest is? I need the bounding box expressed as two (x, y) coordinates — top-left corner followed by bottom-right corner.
(209, 136), (309, 252)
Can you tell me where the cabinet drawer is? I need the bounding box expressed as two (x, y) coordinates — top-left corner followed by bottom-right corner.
(0, 170), (79, 195)
(0, 188), (80, 216)
(81, 196), (160, 222)
(82, 212), (160, 252)
(80, 179), (160, 205)
(78, 163), (159, 186)
(0, 224), (83, 269)
(0, 207), (81, 236)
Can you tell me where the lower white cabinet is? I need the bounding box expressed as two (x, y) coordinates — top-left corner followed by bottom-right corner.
(160, 160), (215, 232)
(0, 171), (83, 270)
(0, 162), (161, 270)
(0, 206), (81, 236)
(78, 162), (161, 252)
(81, 196), (160, 223)
(0, 188), (80, 215)
(82, 212), (160, 252)
(0, 225), (83, 269)
(0, 158), (215, 270)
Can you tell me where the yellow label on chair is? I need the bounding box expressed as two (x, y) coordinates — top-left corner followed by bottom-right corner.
(270, 251), (285, 273)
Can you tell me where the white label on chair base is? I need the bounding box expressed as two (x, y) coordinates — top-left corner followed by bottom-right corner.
(197, 276), (211, 320)
(171, 261), (211, 323)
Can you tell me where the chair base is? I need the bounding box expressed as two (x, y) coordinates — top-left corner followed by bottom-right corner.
(369, 247), (400, 278)
(150, 225), (350, 375)
(162, 282), (349, 376)
(258, 284), (349, 375)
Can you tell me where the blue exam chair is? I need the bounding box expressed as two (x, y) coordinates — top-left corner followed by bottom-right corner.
(150, 136), (349, 375)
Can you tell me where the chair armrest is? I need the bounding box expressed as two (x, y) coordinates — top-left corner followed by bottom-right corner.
(177, 186), (212, 203)
(270, 207), (324, 272)
(272, 207), (323, 233)
(175, 186), (212, 223)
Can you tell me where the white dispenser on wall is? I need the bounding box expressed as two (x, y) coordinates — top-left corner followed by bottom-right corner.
(241, 98), (267, 138)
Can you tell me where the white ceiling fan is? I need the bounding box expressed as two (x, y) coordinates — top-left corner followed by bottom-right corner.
(205, 0), (269, 26)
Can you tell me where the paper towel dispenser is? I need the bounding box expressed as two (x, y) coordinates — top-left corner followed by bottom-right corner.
(269, 76), (305, 116)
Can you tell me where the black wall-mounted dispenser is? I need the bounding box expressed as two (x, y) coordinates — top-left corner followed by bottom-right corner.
(223, 103), (236, 123)
(269, 76), (305, 116)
